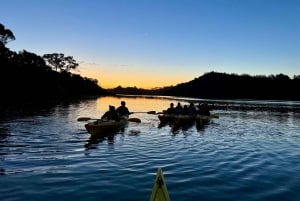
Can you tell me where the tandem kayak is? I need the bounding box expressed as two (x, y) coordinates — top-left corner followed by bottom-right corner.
(158, 114), (218, 124)
(149, 168), (170, 201)
(84, 116), (128, 136)
(158, 114), (218, 131)
(158, 114), (176, 124)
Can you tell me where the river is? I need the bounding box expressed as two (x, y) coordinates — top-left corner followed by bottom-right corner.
(1, 95), (300, 201)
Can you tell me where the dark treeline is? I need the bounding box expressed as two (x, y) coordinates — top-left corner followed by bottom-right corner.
(109, 72), (300, 101)
(106, 86), (170, 96)
(162, 72), (300, 100)
(0, 23), (107, 108)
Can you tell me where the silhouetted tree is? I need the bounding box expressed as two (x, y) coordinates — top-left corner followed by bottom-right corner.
(0, 22), (107, 107)
(0, 23), (15, 45)
(294, 75), (300, 80)
(43, 53), (79, 72)
(18, 50), (51, 71)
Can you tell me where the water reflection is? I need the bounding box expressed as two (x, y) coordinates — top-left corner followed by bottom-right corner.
(0, 127), (9, 170)
(0, 127), (9, 141)
(172, 121), (195, 133)
(157, 118), (211, 133)
(84, 128), (125, 149)
(196, 118), (211, 131)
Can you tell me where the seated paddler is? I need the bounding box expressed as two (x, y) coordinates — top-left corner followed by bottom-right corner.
(116, 101), (132, 116)
(101, 105), (120, 121)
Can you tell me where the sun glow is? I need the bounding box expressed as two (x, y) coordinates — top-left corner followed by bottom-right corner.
(95, 96), (178, 115)
(78, 63), (194, 89)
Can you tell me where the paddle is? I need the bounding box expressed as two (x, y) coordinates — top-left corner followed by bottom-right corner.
(128, 118), (141, 123)
(77, 111), (155, 122)
(77, 117), (98, 121)
(77, 117), (142, 123)
(131, 111), (156, 114)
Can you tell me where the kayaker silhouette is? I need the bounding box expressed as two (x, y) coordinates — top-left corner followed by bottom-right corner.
(116, 101), (132, 116)
(166, 103), (176, 114)
(101, 105), (120, 121)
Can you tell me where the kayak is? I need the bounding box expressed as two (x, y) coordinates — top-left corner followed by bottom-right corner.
(173, 114), (196, 125)
(158, 114), (176, 124)
(159, 114), (218, 123)
(84, 115), (128, 136)
(149, 168), (170, 201)
(158, 114), (216, 124)
(158, 114), (218, 131)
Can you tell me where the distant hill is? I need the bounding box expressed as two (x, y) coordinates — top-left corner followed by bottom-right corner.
(108, 72), (300, 101)
(106, 86), (170, 95)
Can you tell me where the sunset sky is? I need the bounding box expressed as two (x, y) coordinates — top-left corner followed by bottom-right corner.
(2, 0), (300, 89)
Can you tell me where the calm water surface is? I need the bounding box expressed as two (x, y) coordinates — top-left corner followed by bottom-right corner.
(1, 96), (300, 201)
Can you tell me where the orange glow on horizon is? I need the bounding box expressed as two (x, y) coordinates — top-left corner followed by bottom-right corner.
(78, 63), (194, 89)
(95, 96), (183, 115)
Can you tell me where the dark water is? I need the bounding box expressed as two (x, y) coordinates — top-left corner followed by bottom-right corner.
(1, 96), (300, 201)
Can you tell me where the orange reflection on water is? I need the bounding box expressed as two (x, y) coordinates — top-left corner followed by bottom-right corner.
(95, 95), (190, 115)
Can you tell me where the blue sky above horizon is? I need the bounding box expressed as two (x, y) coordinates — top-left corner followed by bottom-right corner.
(2, 0), (300, 88)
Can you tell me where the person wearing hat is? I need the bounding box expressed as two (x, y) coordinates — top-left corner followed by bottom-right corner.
(101, 105), (120, 121)
(116, 101), (132, 116)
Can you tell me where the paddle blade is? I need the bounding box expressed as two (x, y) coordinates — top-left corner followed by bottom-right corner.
(132, 111), (156, 114)
(77, 117), (92, 121)
(128, 118), (141, 123)
(147, 111), (156, 114)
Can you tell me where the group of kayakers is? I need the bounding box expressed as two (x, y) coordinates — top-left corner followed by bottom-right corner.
(101, 100), (211, 121)
(101, 101), (132, 121)
(164, 102), (211, 116)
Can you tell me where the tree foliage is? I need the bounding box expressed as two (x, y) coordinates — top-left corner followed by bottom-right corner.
(159, 72), (300, 100)
(43, 53), (79, 72)
(0, 22), (107, 106)
(0, 23), (15, 45)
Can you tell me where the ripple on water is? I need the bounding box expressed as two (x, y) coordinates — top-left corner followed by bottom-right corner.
(1, 97), (300, 201)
